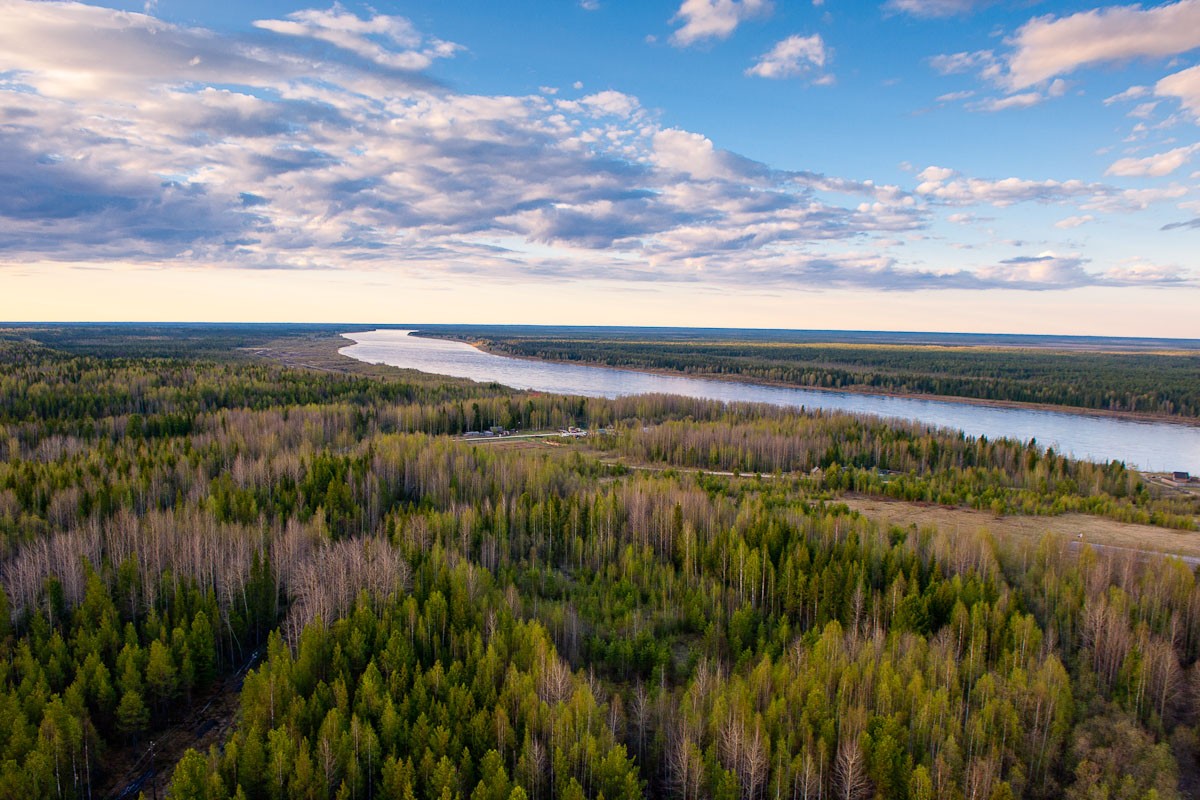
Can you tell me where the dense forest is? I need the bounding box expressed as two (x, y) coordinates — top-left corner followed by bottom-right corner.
(421, 329), (1200, 419)
(1, 326), (1199, 800)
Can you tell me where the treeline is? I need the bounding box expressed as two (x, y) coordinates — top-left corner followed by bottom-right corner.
(3, 345), (1194, 563)
(463, 335), (1200, 418)
(0, 331), (1198, 798)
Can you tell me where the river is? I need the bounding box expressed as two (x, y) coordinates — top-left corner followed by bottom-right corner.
(339, 329), (1200, 473)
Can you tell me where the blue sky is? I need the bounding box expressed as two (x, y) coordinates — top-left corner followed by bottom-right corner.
(1, 0), (1198, 335)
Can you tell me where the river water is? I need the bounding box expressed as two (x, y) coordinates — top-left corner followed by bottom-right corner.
(340, 329), (1200, 473)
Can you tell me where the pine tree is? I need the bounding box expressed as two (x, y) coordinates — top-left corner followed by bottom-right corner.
(116, 689), (149, 739)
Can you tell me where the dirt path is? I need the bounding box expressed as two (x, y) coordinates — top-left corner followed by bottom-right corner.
(102, 649), (260, 799)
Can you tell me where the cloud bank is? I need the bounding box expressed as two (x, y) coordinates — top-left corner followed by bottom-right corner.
(0, 1), (1188, 293)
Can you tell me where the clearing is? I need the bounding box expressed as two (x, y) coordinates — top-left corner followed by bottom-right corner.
(841, 494), (1200, 563)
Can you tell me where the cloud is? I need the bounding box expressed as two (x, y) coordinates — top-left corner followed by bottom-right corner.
(918, 166), (956, 182)
(0, 0), (932, 287)
(745, 34), (828, 80)
(975, 253), (1094, 288)
(0, 1), (1187, 296)
(947, 212), (983, 224)
(935, 90), (975, 103)
(966, 78), (1066, 113)
(652, 129), (761, 181)
(913, 166), (1189, 214)
(929, 50), (996, 76)
(556, 90), (643, 118)
(915, 173), (1103, 207)
(1081, 185), (1189, 212)
(718, 250), (1190, 291)
(969, 253), (1186, 289)
(1004, 0), (1200, 90)
(1127, 101), (1159, 119)
(1104, 85), (1150, 105)
(1161, 217), (1200, 230)
(1054, 214), (1094, 229)
(971, 91), (1044, 112)
(1105, 143), (1200, 177)
(1102, 260), (1189, 283)
(1156, 65), (1200, 121)
(885, 0), (989, 18)
(669, 0), (772, 46)
(0, 129), (264, 260)
(253, 5), (462, 71)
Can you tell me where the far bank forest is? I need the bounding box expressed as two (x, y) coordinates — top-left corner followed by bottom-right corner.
(423, 327), (1200, 419)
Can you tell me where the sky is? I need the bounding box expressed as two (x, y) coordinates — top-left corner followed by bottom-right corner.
(1, 0), (1199, 336)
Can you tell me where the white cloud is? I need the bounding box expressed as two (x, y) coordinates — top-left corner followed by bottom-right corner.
(669, 0), (772, 47)
(1156, 65), (1200, 121)
(976, 253), (1093, 287)
(1054, 214), (1094, 229)
(1127, 101), (1159, 119)
(1082, 185), (1189, 212)
(971, 92), (1044, 112)
(745, 34), (828, 80)
(918, 166), (956, 182)
(650, 128), (771, 183)
(914, 171), (1143, 210)
(574, 90), (642, 118)
(1103, 260), (1188, 282)
(1106, 143), (1200, 177)
(929, 50), (995, 76)
(253, 5), (462, 71)
(974, 253), (1186, 288)
(1004, 0), (1200, 90)
(885, 0), (988, 17)
(936, 90), (975, 103)
(1104, 85), (1150, 105)
(913, 169), (1182, 215)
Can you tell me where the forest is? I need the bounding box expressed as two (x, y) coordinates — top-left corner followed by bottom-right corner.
(1, 324), (1199, 800)
(415, 326), (1200, 419)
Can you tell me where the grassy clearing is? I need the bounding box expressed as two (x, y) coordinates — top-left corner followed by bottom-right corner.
(841, 493), (1200, 561)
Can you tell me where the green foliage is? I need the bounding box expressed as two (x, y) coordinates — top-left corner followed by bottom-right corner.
(0, 329), (1196, 800)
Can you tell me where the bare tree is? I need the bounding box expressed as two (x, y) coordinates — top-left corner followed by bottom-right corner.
(668, 727), (703, 800)
(834, 736), (870, 800)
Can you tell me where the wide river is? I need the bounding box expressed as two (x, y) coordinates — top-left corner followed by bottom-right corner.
(340, 329), (1200, 473)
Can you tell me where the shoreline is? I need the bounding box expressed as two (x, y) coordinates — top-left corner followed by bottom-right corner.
(429, 334), (1200, 430)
